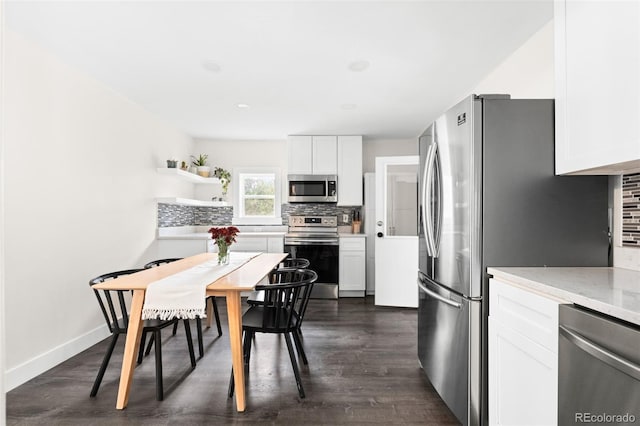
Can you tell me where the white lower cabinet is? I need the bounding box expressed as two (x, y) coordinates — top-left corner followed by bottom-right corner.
(156, 239), (208, 259)
(339, 236), (366, 297)
(207, 235), (284, 254)
(489, 278), (561, 426)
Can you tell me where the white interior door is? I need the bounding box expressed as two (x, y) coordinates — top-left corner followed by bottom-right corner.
(375, 156), (419, 308)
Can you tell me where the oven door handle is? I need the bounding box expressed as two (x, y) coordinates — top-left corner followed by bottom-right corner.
(285, 239), (339, 246)
(560, 325), (640, 381)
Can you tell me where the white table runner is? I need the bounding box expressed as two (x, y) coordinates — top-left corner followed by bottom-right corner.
(142, 252), (261, 320)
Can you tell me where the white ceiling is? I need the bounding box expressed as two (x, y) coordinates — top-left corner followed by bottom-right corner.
(5, 1), (553, 141)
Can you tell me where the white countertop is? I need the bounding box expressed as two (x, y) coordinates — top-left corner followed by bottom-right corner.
(487, 267), (640, 326)
(157, 225), (287, 240)
(339, 233), (366, 238)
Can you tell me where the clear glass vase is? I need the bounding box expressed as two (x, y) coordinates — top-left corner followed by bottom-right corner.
(217, 243), (230, 265)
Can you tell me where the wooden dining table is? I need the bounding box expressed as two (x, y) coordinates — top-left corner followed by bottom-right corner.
(91, 252), (288, 412)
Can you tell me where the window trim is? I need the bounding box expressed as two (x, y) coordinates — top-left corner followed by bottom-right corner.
(232, 167), (282, 225)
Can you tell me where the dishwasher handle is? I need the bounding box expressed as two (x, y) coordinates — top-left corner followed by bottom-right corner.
(560, 325), (640, 381)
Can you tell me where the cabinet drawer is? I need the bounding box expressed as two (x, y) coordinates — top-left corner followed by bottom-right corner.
(340, 237), (365, 251)
(489, 278), (560, 352)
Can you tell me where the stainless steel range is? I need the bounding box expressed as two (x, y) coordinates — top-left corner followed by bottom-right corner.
(284, 215), (339, 299)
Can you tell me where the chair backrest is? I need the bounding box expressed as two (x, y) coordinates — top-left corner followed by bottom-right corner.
(256, 268), (318, 332)
(89, 269), (144, 334)
(281, 257), (310, 269)
(143, 258), (183, 269)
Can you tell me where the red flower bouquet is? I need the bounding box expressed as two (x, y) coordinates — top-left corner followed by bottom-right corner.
(208, 226), (240, 264)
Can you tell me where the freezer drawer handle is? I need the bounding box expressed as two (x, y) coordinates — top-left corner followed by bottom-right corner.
(559, 325), (640, 381)
(418, 280), (461, 309)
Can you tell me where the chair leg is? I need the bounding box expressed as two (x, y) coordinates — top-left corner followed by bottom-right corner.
(183, 320), (196, 368)
(137, 331), (148, 365)
(172, 321), (178, 336)
(196, 317), (204, 358)
(284, 332), (305, 398)
(292, 328), (308, 366)
(211, 297), (223, 336)
(243, 331), (253, 374)
(154, 330), (163, 401)
(144, 333), (155, 357)
(90, 334), (119, 397)
(228, 367), (235, 398)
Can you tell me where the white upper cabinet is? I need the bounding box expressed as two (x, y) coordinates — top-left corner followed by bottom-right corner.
(555, 0), (640, 175)
(287, 135), (313, 174)
(337, 135), (363, 206)
(287, 135), (337, 175)
(312, 136), (338, 174)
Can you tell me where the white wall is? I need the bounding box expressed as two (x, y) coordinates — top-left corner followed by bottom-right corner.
(362, 138), (417, 173)
(0, 0), (6, 419)
(3, 30), (194, 390)
(192, 139), (287, 201)
(473, 20), (554, 98)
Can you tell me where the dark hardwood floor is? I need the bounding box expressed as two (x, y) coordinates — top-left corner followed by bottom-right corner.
(7, 297), (459, 425)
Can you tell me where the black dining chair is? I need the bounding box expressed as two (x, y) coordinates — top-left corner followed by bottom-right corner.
(228, 268), (317, 399)
(89, 269), (196, 401)
(246, 257), (310, 306)
(143, 258), (223, 358)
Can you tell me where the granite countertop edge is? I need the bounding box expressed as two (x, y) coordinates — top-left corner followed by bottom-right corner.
(487, 266), (640, 326)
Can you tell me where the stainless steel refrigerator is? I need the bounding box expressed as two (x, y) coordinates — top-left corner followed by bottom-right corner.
(417, 95), (609, 426)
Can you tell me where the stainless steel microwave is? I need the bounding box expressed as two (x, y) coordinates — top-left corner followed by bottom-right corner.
(287, 175), (337, 203)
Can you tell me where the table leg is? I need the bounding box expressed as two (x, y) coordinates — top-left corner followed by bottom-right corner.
(116, 289), (145, 409)
(206, 297), (213, 328)
(226, 291), (246, 412)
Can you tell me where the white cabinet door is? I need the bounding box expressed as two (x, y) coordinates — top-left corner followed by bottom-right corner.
(555, 0), (640, 174)
(267, 236), (284, 253)
(312, 136), (338, 175)
(288, 135), (313, 175)
(157, 239), (208, 259)
(488, 278), (560, 426)
(489, 318), (558, 426)
(339, 237), (366, 295)
(337, 135), (363, 206)
(230, 236), (268, 252)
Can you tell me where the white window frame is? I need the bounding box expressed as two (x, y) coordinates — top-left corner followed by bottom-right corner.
(232, 167), (282, 225)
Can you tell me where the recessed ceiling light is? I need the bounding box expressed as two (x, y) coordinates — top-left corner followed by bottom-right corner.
(348, 60), (370, 72)
(341, 103), (358, 110)
(202, 60), (221, 73)
(237, 103), (250, 109)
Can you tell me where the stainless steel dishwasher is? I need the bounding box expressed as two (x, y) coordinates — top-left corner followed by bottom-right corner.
(559, 304), (640, 425)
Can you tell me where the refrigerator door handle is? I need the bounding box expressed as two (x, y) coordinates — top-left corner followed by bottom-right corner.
(432, 138), (443, 258)
(421, 147), (433, 256)
(418, 279), (462, 309)
(424, 141), (438, 257)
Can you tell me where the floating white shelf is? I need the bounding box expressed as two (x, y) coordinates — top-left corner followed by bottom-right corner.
(157, 197), (229, 207)
(157, 168), (222, 184)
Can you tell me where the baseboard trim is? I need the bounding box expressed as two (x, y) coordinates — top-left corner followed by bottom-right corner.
(5, 323), (110, 391)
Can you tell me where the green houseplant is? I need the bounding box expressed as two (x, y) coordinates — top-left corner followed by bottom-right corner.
(191, 154), (210, 177)
(214, 167), (231, 196)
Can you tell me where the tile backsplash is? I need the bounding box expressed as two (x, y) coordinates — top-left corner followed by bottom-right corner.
(622, 173), (640, 247)
(157, 204), (232, 227)
(158, 203), (362, 227)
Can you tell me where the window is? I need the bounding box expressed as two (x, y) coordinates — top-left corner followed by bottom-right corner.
(233, 168), (282, 225)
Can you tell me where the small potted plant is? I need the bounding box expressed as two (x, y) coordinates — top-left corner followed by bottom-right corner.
(214, 167), (231, 196)
(191, 154), (210, 177)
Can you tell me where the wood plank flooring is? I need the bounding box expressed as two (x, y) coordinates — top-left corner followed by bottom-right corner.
(7, 297), (459, 425)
